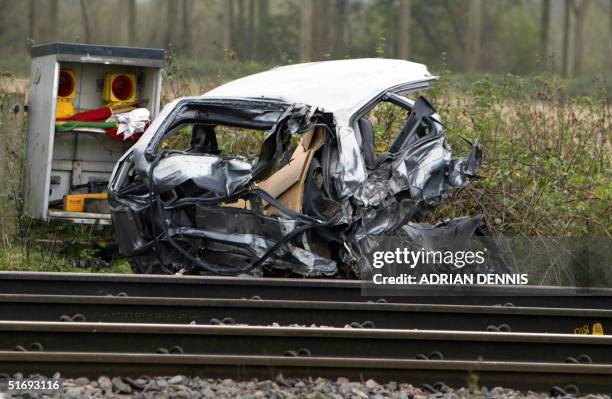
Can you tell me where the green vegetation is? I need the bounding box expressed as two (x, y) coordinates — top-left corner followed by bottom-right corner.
(0, 221), (130, 273)
(367, 71), (610, 286)
(438, 73), (609, 237)
(371, 72), (610, 237)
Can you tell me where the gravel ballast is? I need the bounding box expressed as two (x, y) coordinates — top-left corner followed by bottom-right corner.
(2, 373), (610, 399)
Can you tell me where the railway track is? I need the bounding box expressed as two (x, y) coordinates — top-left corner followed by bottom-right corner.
(2, 271), (612, 308)
(0, 293), (610, 334)
(3, 352), (611, 393)
(2, 322), (611, 364)
(1, 271), (611, 393)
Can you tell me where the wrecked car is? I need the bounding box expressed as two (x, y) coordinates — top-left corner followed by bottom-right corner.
(109, 58), (493, 277)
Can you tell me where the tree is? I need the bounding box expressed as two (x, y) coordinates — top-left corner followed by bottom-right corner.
(441, 1), (467, 59)
(300, 0), (313, 61)
(309, 0), (330, 60)
(397, 0), (411, 60)
(571, 0), (590, 76)
(246, 0), (256, 59)
(181, 0), (192, 54)
(127, 0), (136, 45)
(412, 2), (444, 52)
(222, 0), (234, 60)
(465, 0), (482, 72)
(255, 0), (270, 59)
(165, 0), (178, 47)
(609, 0), (612, 72)
(562, 0), (571, 77)
(235, 0), (246, 59)
(0, 0), (5, 40)
(329, 0), (348, 57)
(79, 0), (91, 43)
(300, 0), (333, 61)
(29, 0), (35, 45)
(539, 0), (551, 59)
(50, 0), (59, 41)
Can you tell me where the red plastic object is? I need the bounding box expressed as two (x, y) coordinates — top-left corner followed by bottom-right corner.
(111, 75), (134, 101)
(58, 70), (75, 98)
(105, 126), (144, 142)
(55, 106), (112, 122)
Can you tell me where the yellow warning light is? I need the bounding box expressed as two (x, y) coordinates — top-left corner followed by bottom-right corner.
(58, 69), (76, 99)
(56, 69), (76, 118)
(103, 73), (137, 104)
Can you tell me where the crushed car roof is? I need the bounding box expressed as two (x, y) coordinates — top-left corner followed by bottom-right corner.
(202, 58), (437, 117)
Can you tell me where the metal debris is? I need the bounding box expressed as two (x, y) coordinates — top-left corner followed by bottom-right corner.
(109, 59), (492, 277)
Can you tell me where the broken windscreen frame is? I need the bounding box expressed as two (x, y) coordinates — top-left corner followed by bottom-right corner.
(144, 98), (290, 157)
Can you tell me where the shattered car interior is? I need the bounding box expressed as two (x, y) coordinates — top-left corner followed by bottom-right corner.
(109, 59), (505, 277)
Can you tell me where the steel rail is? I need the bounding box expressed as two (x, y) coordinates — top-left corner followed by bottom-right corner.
(1, 352), (611, 393)
(2, 321), (611, 364)
(1, 294), (611, 334)
(1, 271), (611, 308)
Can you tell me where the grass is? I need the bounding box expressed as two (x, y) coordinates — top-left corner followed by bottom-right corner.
(0, 245), (131, 274)
(0, 221), (130, 273)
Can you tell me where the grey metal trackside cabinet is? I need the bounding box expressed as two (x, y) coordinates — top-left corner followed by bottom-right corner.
(24, 43), (164, 224)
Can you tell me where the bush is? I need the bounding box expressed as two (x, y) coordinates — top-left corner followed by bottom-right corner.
(432, 73), (609, 237)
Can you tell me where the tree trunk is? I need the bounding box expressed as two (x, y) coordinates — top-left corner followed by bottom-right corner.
(236, 0), (246, 59)
(300, 0), (313, 61)
(182, 0), (192, 55)
(330, 0), (347, 57)
(29, 0), (35, 45)
(127, 0), (136, 45)
(441, 1), (465, 50)
(397, 0), (411, 60)
(609, 0), (612, 77)
(0, 0), (5, 40)
(255, 0), (269, 59)
(609, 0), (612, 41)
(222, 0), (234, 60)
(246, 0), (256, 60)
(79, 0), (91, 43)
(165, 0), (177, 47)
(412, 2), (443, 51)
(465, 0), (482, 72)
(311, 0), (320, 59)
(311, 0), (330, 59)
(539, 0), (550, 59)
(49, 0), (59, 41)
(572, 0), (590, 76)
(562, 0), (571, 77)
(0, 93), (26, 239)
